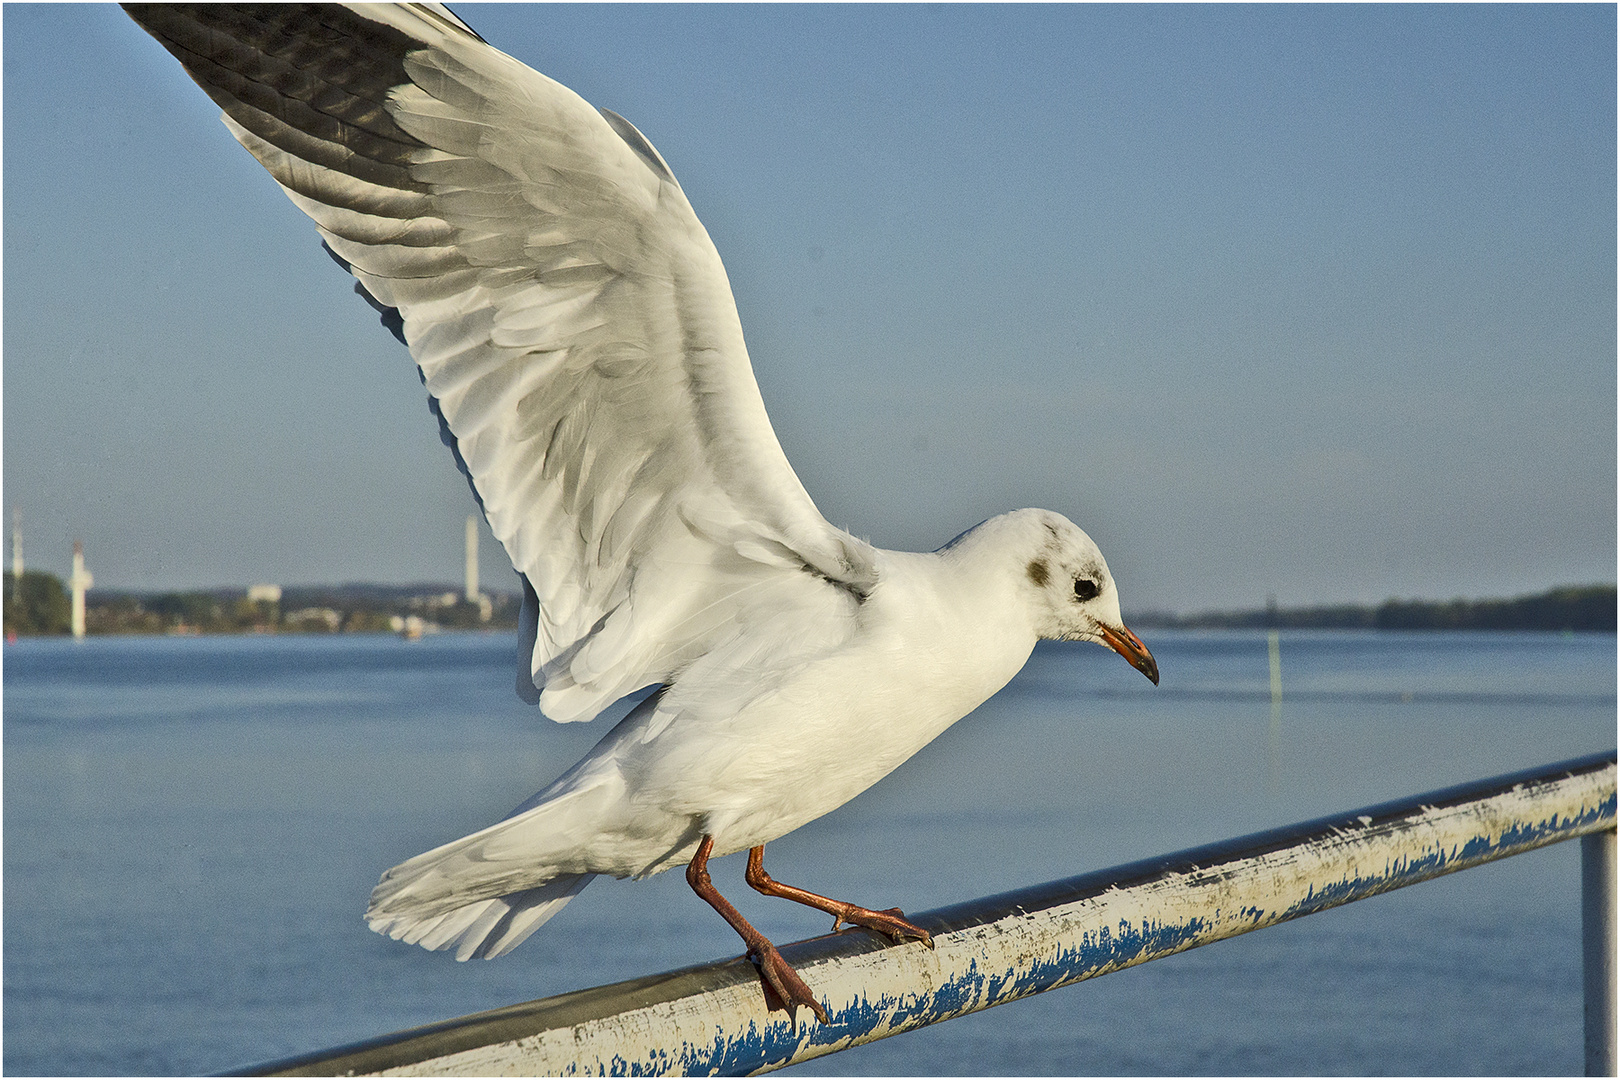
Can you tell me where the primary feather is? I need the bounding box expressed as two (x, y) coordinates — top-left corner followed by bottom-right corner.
(126, 2), (875, 726)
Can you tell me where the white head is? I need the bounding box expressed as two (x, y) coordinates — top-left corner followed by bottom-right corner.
(947, 509), (1158, 684)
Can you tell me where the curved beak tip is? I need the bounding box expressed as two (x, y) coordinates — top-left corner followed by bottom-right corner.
(1100, 623), (1159, 685)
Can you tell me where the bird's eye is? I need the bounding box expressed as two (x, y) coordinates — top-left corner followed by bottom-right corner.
(1073, 579), (1099, 602)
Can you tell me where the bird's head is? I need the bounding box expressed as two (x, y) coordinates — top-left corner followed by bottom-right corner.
(998, 509), (1159, 684)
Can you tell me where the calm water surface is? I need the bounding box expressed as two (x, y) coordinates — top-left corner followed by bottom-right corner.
(4, 629), (1614, 1075)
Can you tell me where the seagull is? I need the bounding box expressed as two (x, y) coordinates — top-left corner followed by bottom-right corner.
(124, 3), (1159, 1023)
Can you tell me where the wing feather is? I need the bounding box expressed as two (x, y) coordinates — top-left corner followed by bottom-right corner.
(125, 3), (877, 721)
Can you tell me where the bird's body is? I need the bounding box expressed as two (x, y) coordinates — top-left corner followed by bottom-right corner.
(368, 514), (1077, 959)
(123, 2), (1159, 1017)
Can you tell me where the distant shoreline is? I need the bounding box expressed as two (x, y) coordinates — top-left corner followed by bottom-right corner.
(6, 580), (1614, 639)
(1127, 584), (1615, 633)
(3, 580), (522, 638)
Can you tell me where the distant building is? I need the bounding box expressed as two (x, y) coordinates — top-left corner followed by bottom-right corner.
(286, 607), (342, 631)
(247, 584), (282, 604)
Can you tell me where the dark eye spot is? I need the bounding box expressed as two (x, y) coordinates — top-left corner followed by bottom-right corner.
(1073, 578), (1099, 602)
(1026, 559), (1050, 587)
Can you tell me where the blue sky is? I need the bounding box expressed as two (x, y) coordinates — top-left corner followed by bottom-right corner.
(4, 4), (1614, 614)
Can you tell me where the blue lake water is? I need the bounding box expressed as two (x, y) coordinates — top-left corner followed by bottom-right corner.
(3, 629), (1614, 1075)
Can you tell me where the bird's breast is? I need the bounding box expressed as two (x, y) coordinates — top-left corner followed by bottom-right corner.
(658, 557), (1039, 852)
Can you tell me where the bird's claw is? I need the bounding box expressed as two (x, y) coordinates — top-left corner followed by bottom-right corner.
(835, 905), (934, 948)
(749, 942), (830, 1025)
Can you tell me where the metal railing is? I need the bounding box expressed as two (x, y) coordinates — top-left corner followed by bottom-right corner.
(234, 750), (1616, 1077)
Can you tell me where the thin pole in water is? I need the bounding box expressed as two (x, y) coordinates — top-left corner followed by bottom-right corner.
(1267, 629), (1282, 717)
(1266, 595), (1282, 790)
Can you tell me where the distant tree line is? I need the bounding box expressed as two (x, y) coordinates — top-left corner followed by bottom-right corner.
(4, 577), (520, 637)
(1130, 585), (1616, 633)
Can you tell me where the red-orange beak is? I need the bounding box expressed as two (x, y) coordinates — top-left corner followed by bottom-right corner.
(1098, 623), (1159, 684)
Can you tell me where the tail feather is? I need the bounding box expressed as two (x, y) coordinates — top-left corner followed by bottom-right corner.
(370, 873), (595, 961)
(480, 877), (596, 958)
(365, 721), (631, 960)
(365, 780), (615, 960)
(402, 897), (501, 951)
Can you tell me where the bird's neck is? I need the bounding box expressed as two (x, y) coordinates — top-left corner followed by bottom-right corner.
(869, 548), (1039, 698)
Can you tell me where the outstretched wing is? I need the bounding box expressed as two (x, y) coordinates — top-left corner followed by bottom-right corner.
(124, 3), (876, 722)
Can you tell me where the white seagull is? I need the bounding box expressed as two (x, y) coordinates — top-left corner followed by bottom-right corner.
(125, 3), (1159, 1022)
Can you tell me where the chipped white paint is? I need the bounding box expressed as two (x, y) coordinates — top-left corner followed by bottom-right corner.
(243, 753), (1615, 1078)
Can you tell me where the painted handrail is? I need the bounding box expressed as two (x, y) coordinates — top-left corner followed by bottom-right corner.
(233, 750), (1616, 1077)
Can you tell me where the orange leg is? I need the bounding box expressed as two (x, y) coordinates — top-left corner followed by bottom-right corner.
(746, 844), (933, 947)
(686, 835), (830, 1024)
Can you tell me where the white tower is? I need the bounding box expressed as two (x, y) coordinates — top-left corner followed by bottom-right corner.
(69, 540), (93, 639)
(11, 509), (21, 582)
